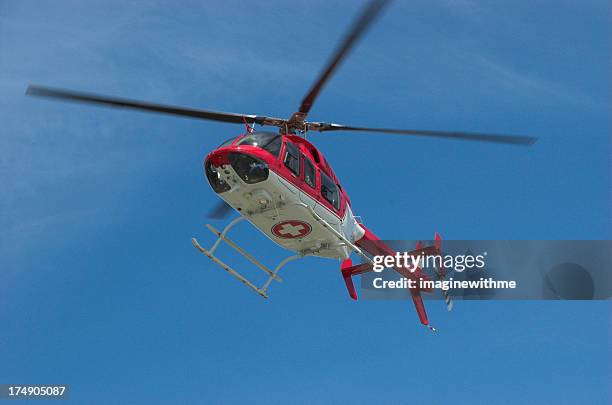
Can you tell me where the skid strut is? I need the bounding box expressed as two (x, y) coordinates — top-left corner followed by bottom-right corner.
(192, 216), (298, 298)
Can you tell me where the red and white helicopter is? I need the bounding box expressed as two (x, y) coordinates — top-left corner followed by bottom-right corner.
(26, 0), (535, 331)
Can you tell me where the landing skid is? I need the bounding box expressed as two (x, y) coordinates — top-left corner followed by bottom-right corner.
(192, 216), (300, 298)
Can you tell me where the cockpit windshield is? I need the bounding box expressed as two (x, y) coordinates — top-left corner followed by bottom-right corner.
(237, 132), (282, 157)
(217, 137), (237, 148)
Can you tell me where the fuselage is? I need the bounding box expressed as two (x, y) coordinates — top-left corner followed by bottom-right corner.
(204, 131), (365, 260)
(203, 131), (433, 327)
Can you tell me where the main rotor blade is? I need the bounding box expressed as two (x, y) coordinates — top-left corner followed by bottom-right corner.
(297, 0), (389, 117)
(207, 200), (234, 219)
(309, 123), (537, 146)
(26, 85), (284, 126)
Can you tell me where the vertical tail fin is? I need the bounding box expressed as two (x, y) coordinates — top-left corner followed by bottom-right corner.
(354, 226), (431, 326)
(341, 258), (358, 300)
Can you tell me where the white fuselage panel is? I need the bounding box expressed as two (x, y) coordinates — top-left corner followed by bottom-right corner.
(213, 165), (364, 260)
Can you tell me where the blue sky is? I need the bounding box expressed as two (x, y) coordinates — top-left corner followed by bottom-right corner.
(1, 1), (610, 403)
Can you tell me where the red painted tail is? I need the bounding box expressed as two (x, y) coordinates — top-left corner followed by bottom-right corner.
(345, 226), (441, 327)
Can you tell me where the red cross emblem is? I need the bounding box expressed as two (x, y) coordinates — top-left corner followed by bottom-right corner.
(271, 220), (312, 239)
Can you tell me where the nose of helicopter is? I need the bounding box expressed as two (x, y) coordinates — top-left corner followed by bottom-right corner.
(205, 149), (269, 192)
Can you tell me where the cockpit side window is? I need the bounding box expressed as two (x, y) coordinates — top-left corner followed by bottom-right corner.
(284, 140), (300, 176)
(303, 157), (316, 189)
(320, 171), (340, 210)
(237, 133), (282, 157)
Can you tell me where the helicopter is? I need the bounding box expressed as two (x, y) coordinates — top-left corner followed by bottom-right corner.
(25, 0), (536, 331)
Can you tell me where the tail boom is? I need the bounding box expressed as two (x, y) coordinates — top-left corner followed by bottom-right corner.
(350, 226), (440, 327)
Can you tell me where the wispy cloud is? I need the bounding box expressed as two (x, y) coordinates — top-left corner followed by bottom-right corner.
(473, 54), (606, 109)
